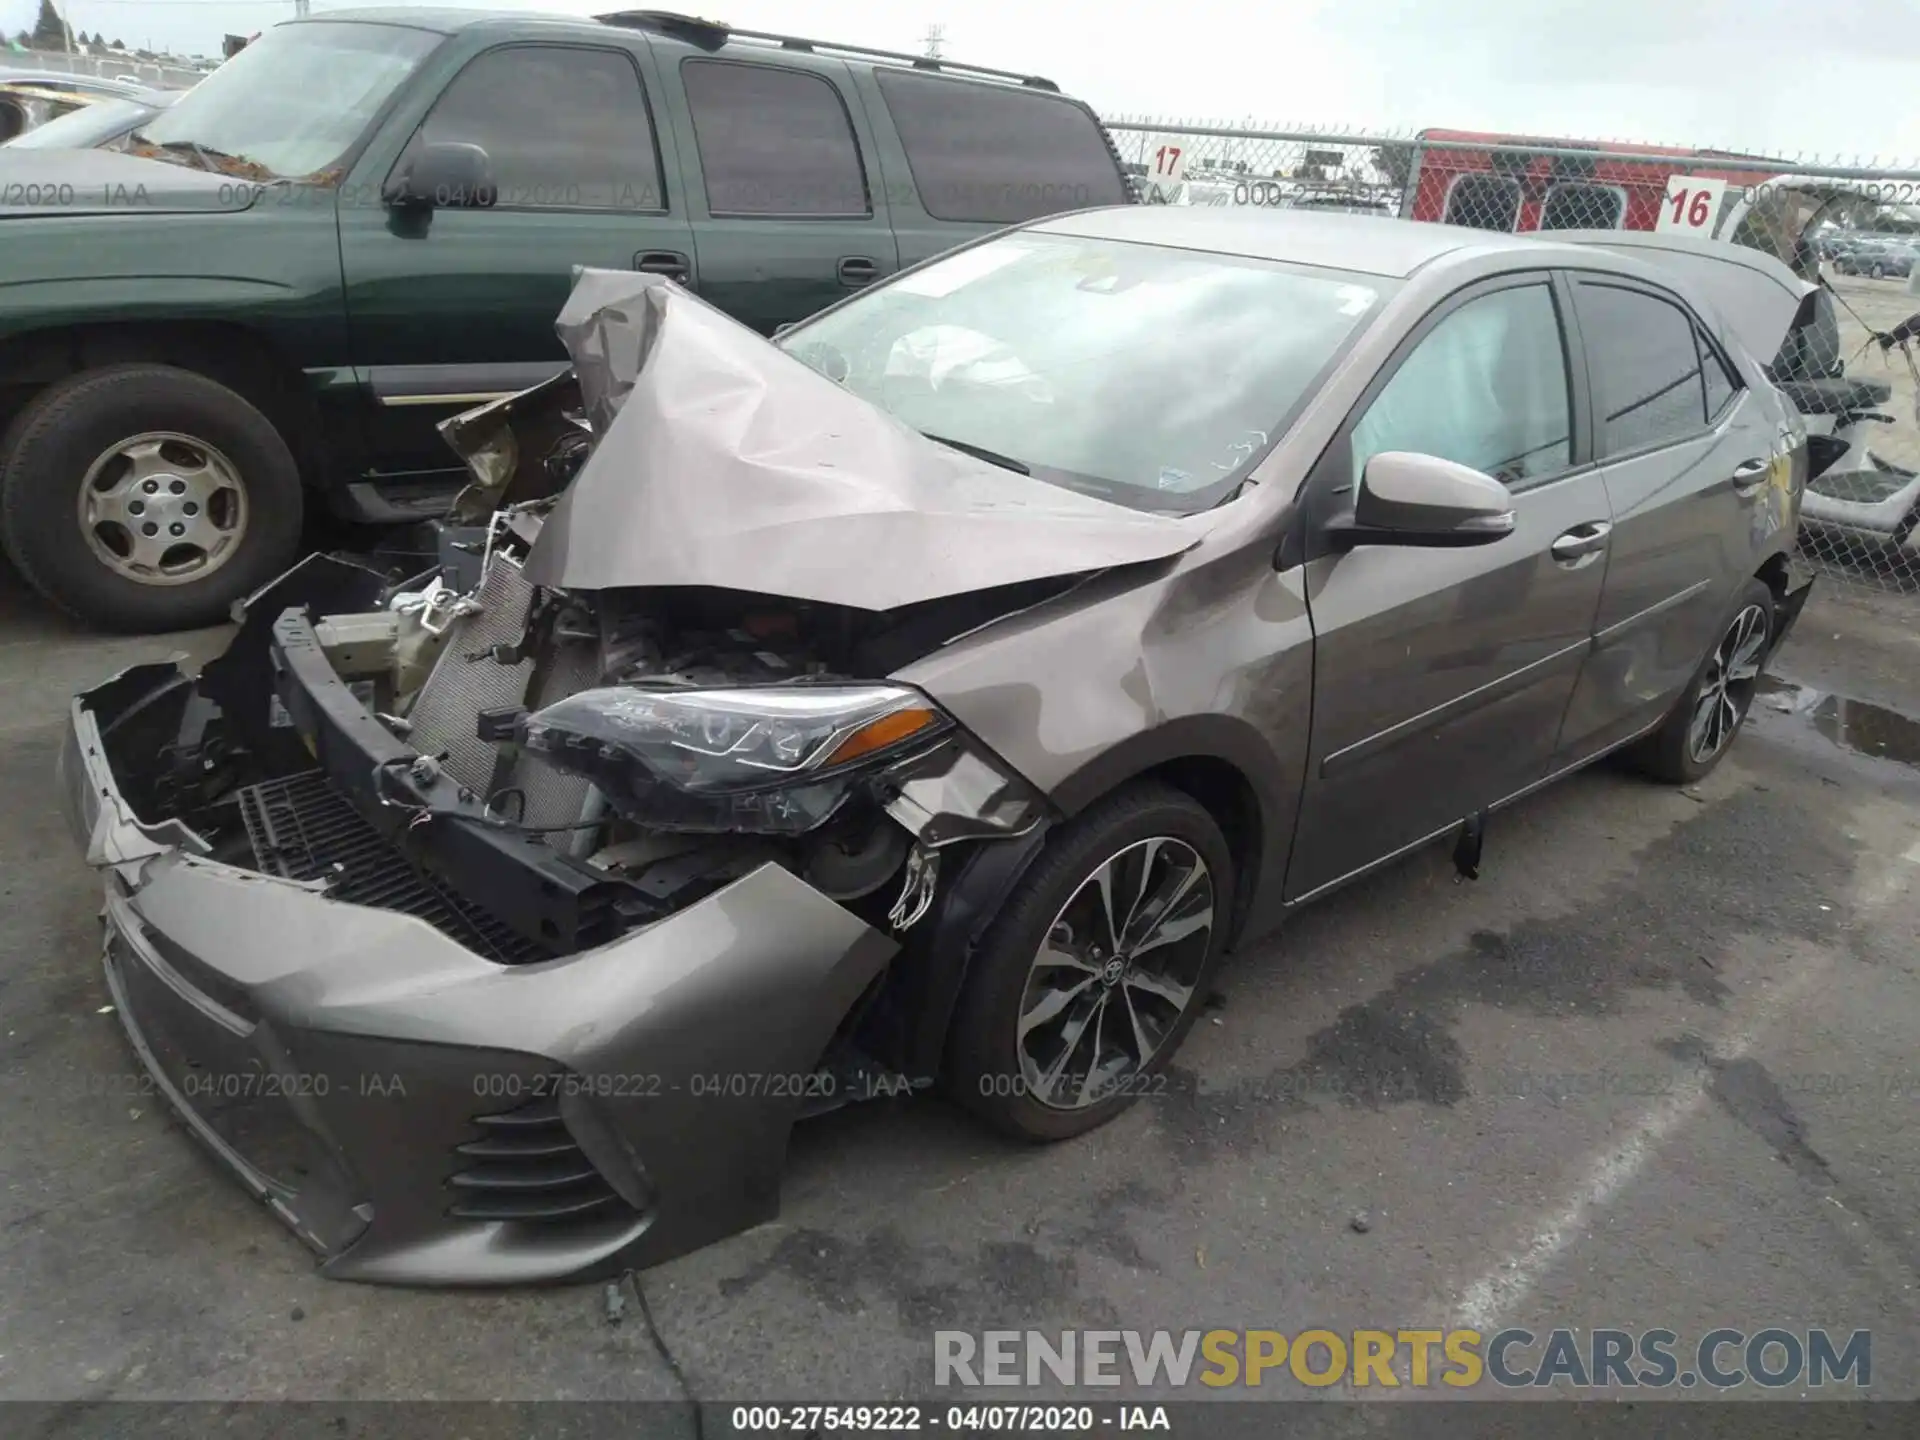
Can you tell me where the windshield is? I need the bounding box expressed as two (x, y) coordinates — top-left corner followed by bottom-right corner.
(777, 232), (1392, 513)
(136, 21), (441, 179)
(3, 96), (154, 150)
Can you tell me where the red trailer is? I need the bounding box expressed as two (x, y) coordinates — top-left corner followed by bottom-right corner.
(1402, 127), (1791, 243)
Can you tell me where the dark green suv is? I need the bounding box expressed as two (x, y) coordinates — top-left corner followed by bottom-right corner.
(0, 8), (1131, 632)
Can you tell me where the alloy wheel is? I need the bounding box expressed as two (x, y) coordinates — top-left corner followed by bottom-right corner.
(1015, 836), (1216, 1111)
(77, 431), (249, 587)
(1687, 602), (1769, 765)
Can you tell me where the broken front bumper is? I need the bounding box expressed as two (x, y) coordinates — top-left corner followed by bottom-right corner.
(58, 666), (896, 1286)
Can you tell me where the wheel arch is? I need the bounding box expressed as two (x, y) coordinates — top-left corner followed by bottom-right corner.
(0, 321), (328, 485)
(872, 716), (1293, 1082)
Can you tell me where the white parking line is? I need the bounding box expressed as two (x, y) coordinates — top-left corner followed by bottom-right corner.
(1452, 961), (1824, 1332)
(1452, 842), (1913, 1332)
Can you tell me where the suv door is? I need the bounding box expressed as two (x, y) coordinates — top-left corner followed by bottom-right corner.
(337, 40), (694, 483)
(659, 53), (898, 335)
(1554, 274), (1782, 763)
(1286, 274), (1614, 902)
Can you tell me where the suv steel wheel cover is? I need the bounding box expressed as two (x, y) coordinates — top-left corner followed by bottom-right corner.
(1689, 602), (1769, 764)
(77, 430), (248, 587)
(1016, 837), (1215, 1111)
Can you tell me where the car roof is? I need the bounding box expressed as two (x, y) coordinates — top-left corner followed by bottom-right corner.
(1029, 206), (1580, 279)
(292, 7), (561, 33)
(304, 9), (1064, 88)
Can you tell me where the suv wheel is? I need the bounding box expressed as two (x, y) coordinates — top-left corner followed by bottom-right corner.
(1871, 261), (1887, 279)
(1, 364), (304, 632)
(1629, 578), (1774, 785)
(946, 783), (1233, 1142)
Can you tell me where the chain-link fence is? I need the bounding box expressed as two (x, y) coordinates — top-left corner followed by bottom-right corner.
(2, 47), (210, 91)
(1106, 116), (1920, 597)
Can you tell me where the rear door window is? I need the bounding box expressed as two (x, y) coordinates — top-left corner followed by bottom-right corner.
(1575, 281), (1710, 454)
(874, 68), (1128, 223)
(681, 60), (869, 216)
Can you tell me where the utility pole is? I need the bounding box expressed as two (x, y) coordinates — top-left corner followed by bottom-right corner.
(922, 23), (944, 59)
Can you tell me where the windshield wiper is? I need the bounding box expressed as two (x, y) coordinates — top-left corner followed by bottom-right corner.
(921, 432), (1030, 475)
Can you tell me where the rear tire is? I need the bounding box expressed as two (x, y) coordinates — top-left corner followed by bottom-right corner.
(1629, 578), (1774, 785)
(1, 364), (304, 633)
(946, 783), (1234, 1142)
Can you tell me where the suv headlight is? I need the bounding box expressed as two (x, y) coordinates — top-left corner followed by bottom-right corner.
(518, 684), (952, 834)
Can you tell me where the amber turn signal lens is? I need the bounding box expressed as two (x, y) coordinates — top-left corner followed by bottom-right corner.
(821, 706), (941, 768)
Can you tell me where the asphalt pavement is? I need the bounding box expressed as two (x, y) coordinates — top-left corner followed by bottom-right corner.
(3, 554), (1919, 1423)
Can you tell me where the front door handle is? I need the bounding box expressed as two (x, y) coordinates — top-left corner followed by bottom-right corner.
(634, 250), (691, 284)
(1550, 520), (1612, 566)
(838, 255), (880, 287)
(1730, 457), (1772, 494)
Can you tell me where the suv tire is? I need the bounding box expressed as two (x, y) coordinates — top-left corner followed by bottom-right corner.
(946, 783), (1234, 1142)
(1, 364), (304, 633)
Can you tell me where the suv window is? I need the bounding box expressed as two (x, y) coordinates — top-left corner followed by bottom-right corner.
(1577, 282), (1709, 453)
(681, 60), (868, 216)
(1540, 182), (1623, 231)
(1445, 174), (1521, 231)
(1350, 283), (1572, 490)
(874, 69), (1128, 223)
(412, 46), (663, 210)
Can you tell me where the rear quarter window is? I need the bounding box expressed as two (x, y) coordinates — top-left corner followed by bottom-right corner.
(874, 68), (1127, 224)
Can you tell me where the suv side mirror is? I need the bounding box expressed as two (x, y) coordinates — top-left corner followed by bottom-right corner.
(1326, 451), (1516, 550)
(384, 142), (496, 210)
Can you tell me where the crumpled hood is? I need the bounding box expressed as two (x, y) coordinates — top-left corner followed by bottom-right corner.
(1543, 229), (1817, 365)
(520, 269), (1198, 611)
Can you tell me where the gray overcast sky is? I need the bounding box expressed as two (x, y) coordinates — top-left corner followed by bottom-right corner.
(12, 0), (1920, 159)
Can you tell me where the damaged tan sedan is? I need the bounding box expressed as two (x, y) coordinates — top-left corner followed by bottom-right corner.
(60, 209), (1817, 1284)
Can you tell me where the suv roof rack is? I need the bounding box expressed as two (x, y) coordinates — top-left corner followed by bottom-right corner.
(596, 11), (1062, 91)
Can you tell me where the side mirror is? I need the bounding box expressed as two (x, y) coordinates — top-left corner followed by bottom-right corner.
(1326, 451), (1516, 550)
(384, 141), (496, 210)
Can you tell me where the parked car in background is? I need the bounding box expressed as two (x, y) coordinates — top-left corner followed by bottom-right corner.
(1833, 238), (1919, 278)
(0, 9), (1132, 635)
(0, 70), (159, 141)
(0, 88), (178, 149)
(62, 210), (1814, 1284)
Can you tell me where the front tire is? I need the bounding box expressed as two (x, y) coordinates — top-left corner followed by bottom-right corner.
(1630, 578), (1774, 784)
(1, 364), (304, 633)
(946, 783), (1234, 1142)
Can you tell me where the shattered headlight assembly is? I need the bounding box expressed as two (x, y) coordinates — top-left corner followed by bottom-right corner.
(517, 684), (954, 835)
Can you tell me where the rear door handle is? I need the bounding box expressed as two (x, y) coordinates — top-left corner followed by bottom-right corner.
(1731, 457), (1771, 493)
(838, 255), (880, 287)
(634, 250), (691, 284)
(1550, 520), (1612, 565)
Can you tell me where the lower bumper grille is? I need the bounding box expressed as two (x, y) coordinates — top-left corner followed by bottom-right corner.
(237, 770), (546, 965)
(451, 1093), (632, 1223)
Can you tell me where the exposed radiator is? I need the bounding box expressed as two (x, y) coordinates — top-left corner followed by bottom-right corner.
(237, 770), (547, 965)
(406, 554), (539, 795)
(403, 555), (599, 847)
